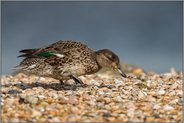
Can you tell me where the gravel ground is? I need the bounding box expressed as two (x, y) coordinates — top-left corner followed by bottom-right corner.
(1, 67), (183, 122)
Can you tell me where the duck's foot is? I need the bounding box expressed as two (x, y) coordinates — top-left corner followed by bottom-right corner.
(59, 77), (87, 89)
(59, 80), (77, 90)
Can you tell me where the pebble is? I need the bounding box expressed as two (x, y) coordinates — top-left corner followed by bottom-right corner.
(153, 104), (161, 110)
(133, 68), (144, 75)
(82, 93), (90, 101)
(16, 82), (31, 90)
(157, 89), (166, 95)
(8, 90), (22, 94)
(114, 79), (123, 86)
(32, 110), (42, 118)
(163, 105), (174, 111)
(170, 83), (178, 90)
(68, 96), (78, 105)
(38, 95), (46, 99)
(104, 98), (111, 104)
(137, 91), (146, 99)
(113, 96), (122, 103)
(19, 95), (38, 104)
(106, 85), (116, 89)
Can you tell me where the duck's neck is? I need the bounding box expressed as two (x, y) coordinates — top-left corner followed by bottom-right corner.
(95, 50), (106, 69)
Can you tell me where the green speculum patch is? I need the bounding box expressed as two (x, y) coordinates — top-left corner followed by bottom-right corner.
(37, 52), (54, 57)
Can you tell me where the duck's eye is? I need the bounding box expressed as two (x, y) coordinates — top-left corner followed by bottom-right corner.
(106, 54), (114, 61)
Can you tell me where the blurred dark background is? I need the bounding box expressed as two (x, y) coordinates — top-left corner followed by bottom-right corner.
(1, 1), (183, 74)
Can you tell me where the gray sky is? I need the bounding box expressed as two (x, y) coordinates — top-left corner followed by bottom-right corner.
(2, 1), (183, 74)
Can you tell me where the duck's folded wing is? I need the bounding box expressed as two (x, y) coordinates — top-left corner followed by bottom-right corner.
(18, 47), (65, 58)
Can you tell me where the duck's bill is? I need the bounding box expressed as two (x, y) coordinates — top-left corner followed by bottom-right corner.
(117, 68), (127, 78)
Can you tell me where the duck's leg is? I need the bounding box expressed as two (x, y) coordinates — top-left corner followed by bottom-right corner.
(71, 75), (88, 87)
(59, 80), (64, 85)
(71, 75), (84, 85)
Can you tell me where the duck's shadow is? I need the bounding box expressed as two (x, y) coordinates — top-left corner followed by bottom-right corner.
(14, 82), (86, 91)
(3, 81), (115, 92)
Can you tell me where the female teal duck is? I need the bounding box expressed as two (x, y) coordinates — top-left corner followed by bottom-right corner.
(16, 40), (126, 85)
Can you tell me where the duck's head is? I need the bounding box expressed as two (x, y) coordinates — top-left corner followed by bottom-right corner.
(95, 49), (127, 78)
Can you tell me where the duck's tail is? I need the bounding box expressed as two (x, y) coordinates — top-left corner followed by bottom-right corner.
(18, 48), (38, 57)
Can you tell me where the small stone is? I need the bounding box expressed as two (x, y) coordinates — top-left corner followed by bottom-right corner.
(118, 114), (128, 121)
(32, 110), (42, 118)
(68, 96), (78, 105)
(114, 79), (123, 86)
(163, 105), (174, 111)
(20, 95), (38, 104)
(107, 117), (116, 121)
(8, 90), (22, 94)
(153, 104), (161, 110)
(169, 99), (179, 105)
(82, 93), (90, 101)
(104, 98), (111, 104)
(146, 117), (155, 122)
(113, 96), (122, 103)
(17, 83), (30, 90)
(59, 98), (67, 104)
(170, 83), (178, 90)
(52, 117), (61, 122)
(98, 91), (104, 95)
(38, 95), (46, 99)
(93, 81), (100, 86)
(157, 89), (165, 95)
(103, 112), (111, 117)
(106, 85), (116, 89)
(138, 91), (146, 99)
(133, 68), (144, 75)
(136, 82), (148, 89)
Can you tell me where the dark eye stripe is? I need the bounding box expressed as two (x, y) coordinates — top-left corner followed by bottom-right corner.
(106, 55), (114, 61)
